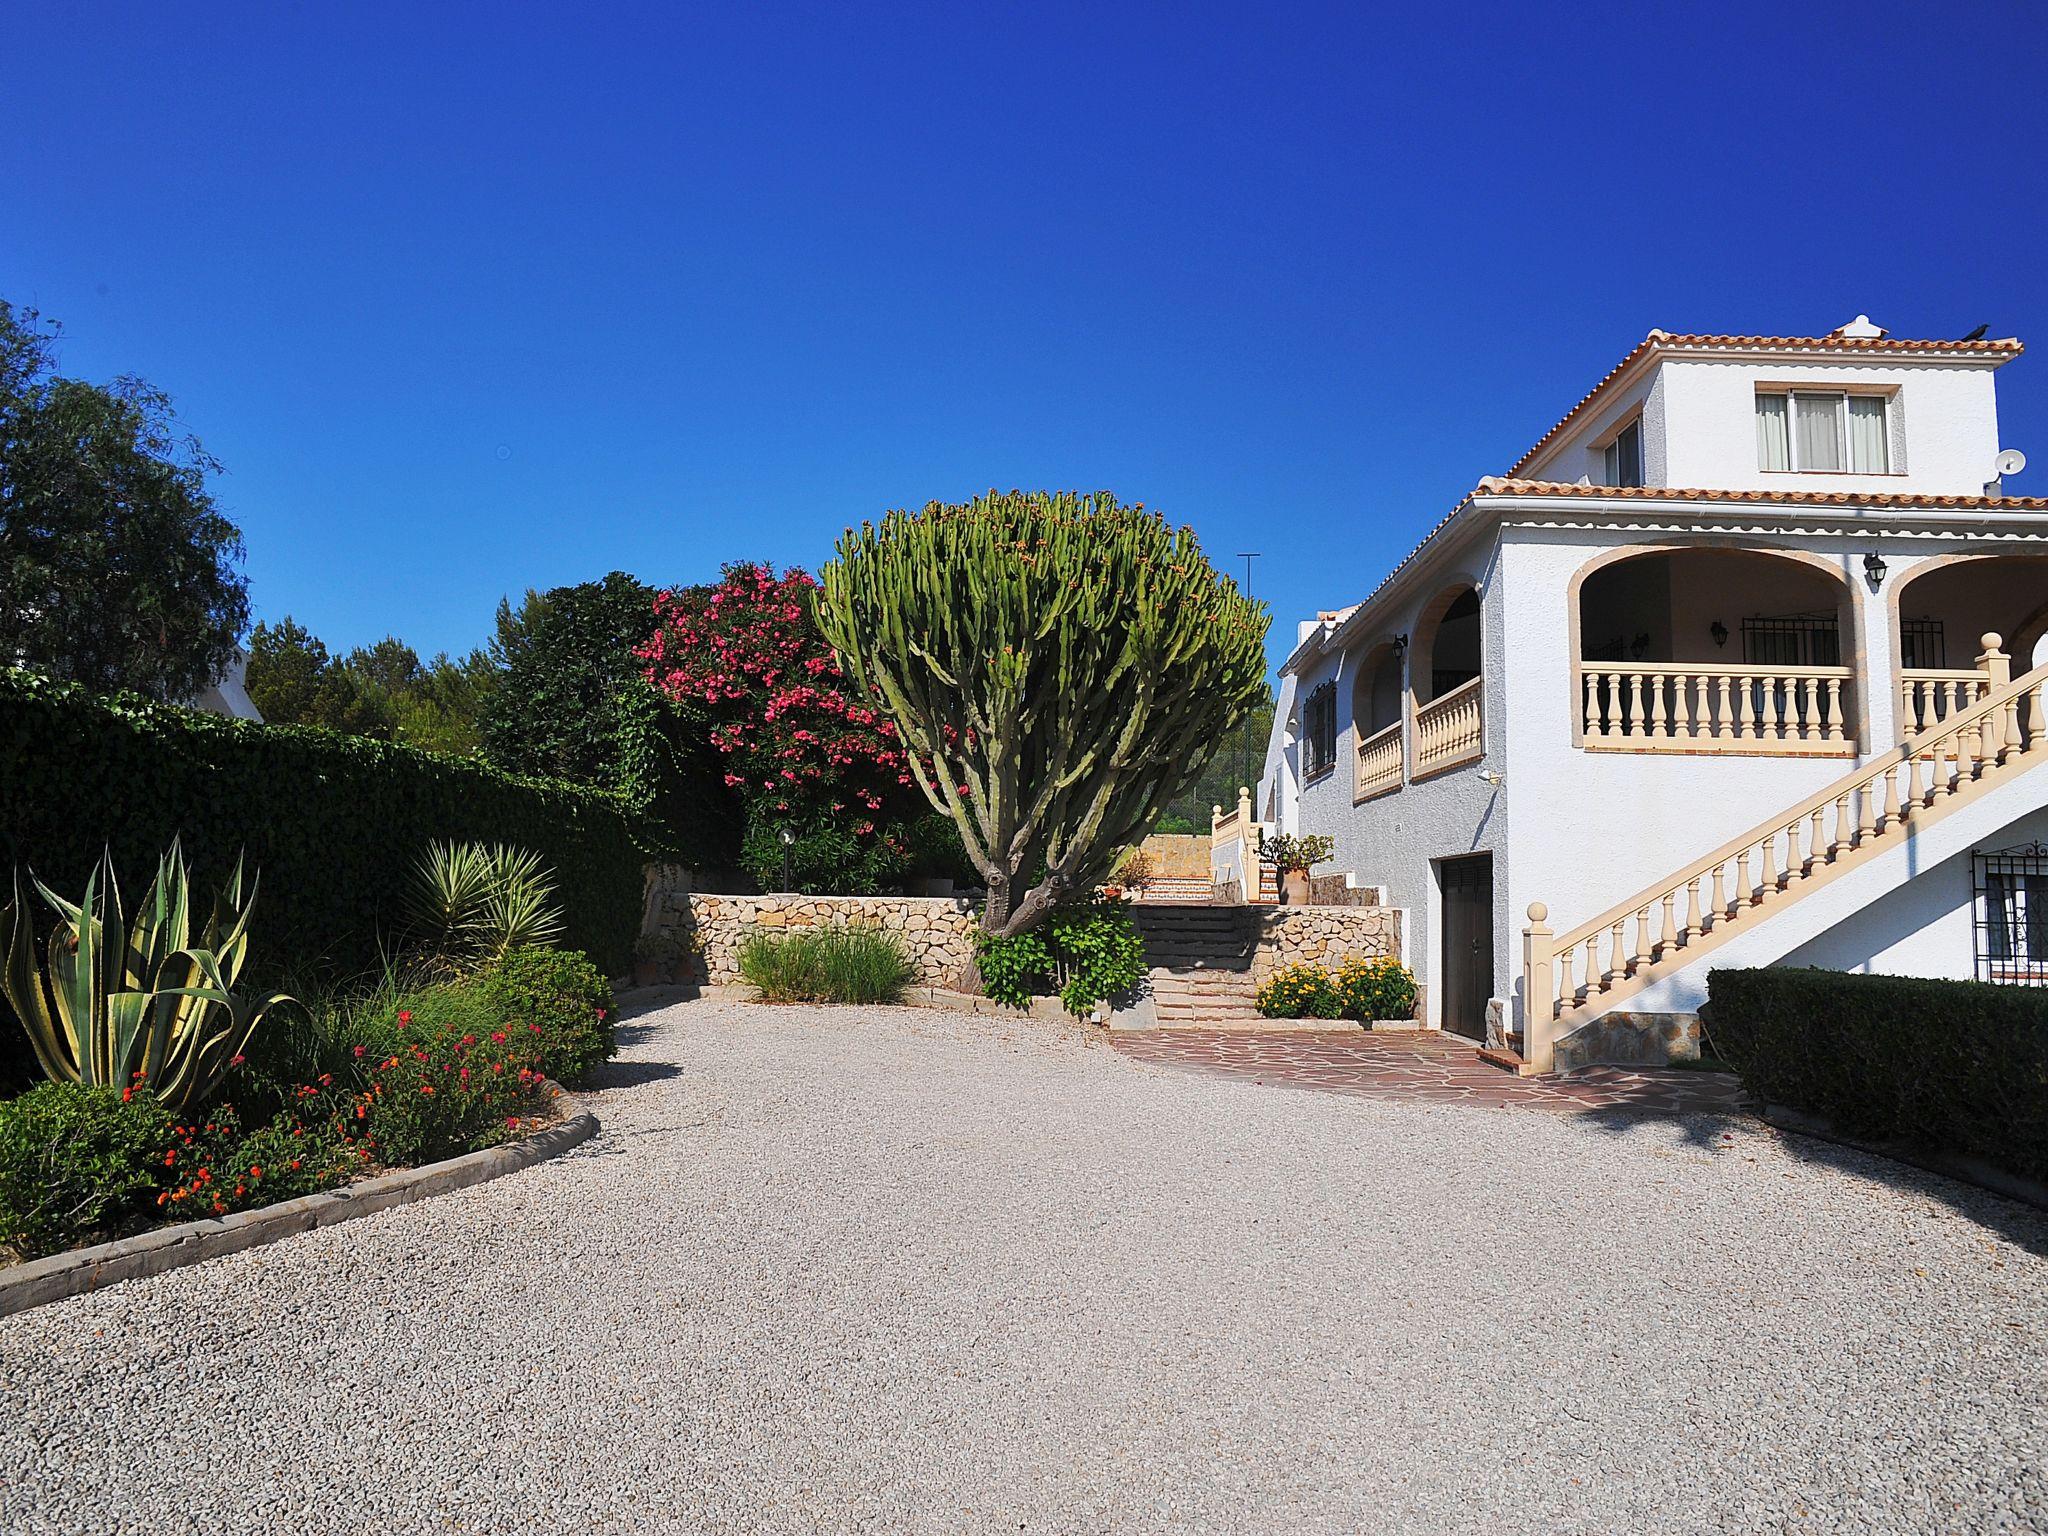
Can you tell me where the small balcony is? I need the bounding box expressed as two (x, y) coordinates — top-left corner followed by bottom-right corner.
(1354, 719), (1402, 801)
(1414, 675), (1484, 776)
(1580, 663), (1854, 757)
(1575, 547), (1860, 758)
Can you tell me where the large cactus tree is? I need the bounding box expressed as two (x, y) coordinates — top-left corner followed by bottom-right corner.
(816, 490), (1269, 937)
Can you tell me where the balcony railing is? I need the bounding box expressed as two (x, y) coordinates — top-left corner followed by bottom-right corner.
(1354, 720), (1402, 801)
(1414, 676), (1483, 777)
(1579, 663), (1853, 757)
(1899, 669), (1989, 736)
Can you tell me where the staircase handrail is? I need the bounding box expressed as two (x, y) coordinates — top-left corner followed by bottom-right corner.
(1547, 650), (2048, 965)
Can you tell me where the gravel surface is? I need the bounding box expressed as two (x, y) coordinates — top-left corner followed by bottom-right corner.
(2, 996), (2042, 1535)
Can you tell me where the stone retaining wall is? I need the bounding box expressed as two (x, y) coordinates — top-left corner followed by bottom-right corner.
(1249, 905), (1402, 981)
(653, 890), (981, 988)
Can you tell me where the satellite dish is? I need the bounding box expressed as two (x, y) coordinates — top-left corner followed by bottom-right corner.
(1995, 448), (2027, 478)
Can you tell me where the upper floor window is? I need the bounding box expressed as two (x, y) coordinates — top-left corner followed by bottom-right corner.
(1302, 682), (1337, 782)
(1603, 418), (1644, 487)
(1756, 390), (1891, 474)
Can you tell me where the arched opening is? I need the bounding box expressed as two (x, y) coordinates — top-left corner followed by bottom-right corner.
(1350, 643), (1404, 735)
(1349, 641), (1405, 799)
(1574, 547), (1858, 754)
(1894, 554), (2048, 734)
(1422, 590), (1481, 703)
(1410, 584), (1486, 777)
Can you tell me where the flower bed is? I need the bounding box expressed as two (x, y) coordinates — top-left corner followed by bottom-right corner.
(1, 947), (615, 1264)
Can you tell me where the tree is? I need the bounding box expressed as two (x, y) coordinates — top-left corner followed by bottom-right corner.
(246, 618), (496, 753)
(245, 618), (389, 735)
(816, 490), (1268, 936)
(483, 572), (662, 783)
(640, 563), (924, 892)
(0, 301), (249, 699)
(1157, 680), (1275, 829)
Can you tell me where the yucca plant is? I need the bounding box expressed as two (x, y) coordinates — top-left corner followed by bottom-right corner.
(0, 842), (287, 1114)
(405, 841), (565, 971)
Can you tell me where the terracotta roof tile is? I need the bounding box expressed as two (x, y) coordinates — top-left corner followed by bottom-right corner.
(1507, 330), (2023, 477)
(1298, 477), (2048, 671)
(1473, 478), (2048, 512)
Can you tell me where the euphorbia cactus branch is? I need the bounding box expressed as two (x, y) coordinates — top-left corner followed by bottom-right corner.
(816, 490), (1269, 938)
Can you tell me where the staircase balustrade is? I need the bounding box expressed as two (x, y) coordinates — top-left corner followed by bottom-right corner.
(1524, 636), (2046, 1071)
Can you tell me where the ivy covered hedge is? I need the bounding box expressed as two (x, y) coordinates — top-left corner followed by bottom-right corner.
(0, 670), (648, 982)
(1703, 967), (2048, 1182)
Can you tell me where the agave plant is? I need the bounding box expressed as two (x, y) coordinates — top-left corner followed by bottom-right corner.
(0, 842), (287, 1114)
(405, 840), (564, 969)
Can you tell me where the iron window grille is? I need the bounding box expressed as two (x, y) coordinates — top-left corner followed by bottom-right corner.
(1742, 613), (1842, 668)
(1974, 843), (2048, 986)
(1302, 682), (1337, 783)
(1899, 618), (1947, 670)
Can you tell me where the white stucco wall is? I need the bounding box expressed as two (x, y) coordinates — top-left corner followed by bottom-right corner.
(1519, 352), (2008, 497)
(1622, 784), (2048, 1014)
(1274, 511), (2048, 1031)
(1658, 357), (2003, 496)
(1287, 553), (1511, 1026)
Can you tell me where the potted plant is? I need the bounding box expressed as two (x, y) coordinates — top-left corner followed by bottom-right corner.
(632, 928), (686, 987)
(1259, 832), (1335, 906)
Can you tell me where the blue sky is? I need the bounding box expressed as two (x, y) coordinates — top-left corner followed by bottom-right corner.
(6, 2), (2045, 672)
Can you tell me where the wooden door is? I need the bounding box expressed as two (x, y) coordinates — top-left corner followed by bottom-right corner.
(1439, 854), (1494, 1040)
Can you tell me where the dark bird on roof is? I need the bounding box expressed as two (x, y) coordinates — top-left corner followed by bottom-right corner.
(1961, 323), (1990, 341)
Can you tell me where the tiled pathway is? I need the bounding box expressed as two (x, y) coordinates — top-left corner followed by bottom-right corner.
(1112, 1027), (1752, 1114)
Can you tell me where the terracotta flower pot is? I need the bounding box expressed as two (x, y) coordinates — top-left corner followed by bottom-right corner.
(1281, 869), (1311, 906)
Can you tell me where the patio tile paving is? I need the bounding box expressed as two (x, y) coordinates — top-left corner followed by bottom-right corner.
(1112, 1026), (1752, 1114)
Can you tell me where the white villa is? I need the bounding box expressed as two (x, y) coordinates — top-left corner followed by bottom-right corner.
(1223, 318), (2048, 1071)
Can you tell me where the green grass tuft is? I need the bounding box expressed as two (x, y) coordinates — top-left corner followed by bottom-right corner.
(736, 925), (914, 1005)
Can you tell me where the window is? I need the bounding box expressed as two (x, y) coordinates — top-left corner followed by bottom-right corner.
(1742, 613), (1841, 667)
(1975, 844), (2048, 985)
(1756, 390), (1891, 473)
(1302, 682), (1338, 782)
(1603, 418), (1644, 487)
(1899, 618), (1946, 670)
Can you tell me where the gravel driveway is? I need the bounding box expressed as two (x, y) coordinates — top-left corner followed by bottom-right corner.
(2, 997), (2042, 1535)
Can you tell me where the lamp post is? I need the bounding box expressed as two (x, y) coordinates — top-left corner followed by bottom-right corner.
(779, 827), (796, 893)
(1237, 552), (1261, 798)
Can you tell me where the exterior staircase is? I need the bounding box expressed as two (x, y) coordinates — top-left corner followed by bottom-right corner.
(1523, 654), (2048, 1071)
(1132, 905), (1263, 1027)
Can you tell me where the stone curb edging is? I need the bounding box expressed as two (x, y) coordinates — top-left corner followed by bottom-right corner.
(0, 1090), (599, 1320)
(1759, 1103), (2048, 1213)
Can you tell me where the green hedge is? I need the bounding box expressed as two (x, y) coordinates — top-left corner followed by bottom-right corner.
(0, 669), (649, 983)
(1703, 967), (2048, 1182)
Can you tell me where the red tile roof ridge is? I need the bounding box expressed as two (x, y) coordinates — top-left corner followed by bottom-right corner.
(1472, 478), (2048, 512)
(1508, 331), (2022, 477)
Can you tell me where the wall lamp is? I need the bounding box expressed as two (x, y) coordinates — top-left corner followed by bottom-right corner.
(1709, 620), (1729, 649)
(1863, 551), (1888, 592)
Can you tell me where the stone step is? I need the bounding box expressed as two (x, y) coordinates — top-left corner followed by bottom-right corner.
(1476, 1046), (1539, 1077)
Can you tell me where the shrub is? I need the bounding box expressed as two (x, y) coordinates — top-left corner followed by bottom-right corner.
(0, 668), (648, 998)
(1043, 897), (1146, 1016)
(1333, 955), (1417, 1024)
(1, 841), (287, 1113)
(976, 896), (1145, 1016)
(974, 928), (1054, 1011)
(157, 1101), (355, 1220)
(406, 840), (566, 969)
(0, 1082), (173, 1258)
(736, 926), (913, 1004)
(1703, 967), (2048, 1181)
(346, 988), (554, 1165)
(739, 816), (909, 896)
(1255, 963), (1340, 1019)
(478, 947), (616, 1085)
